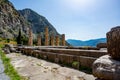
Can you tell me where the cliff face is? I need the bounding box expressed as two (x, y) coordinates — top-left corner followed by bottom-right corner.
(18, 9), (59, 36)
(0, 0), (30, 39)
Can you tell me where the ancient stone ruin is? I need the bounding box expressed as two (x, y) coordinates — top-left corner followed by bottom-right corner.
(55, 35), (59, 46)
(50, 34), (55, 46)
(45, 27), (49, 46)
(62, 34), (66, 46)
(96, 43), (107, 48)
(27, 27), (66, 46)
(93, 26), (120, 80)
(37, 34), (41, 46)
(28, 28), (33, 46)
(107, 26), (120, 60)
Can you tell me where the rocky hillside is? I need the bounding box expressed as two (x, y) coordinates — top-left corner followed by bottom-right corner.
(0, 0), (30, 39)
(18, 9), (59, 37)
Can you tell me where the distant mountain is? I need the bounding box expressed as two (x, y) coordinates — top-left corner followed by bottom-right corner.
(67, 38), (106, 47)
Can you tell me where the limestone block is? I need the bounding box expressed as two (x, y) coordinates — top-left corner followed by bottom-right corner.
(80, 56), (96, 68)
(93, 55), (120, 80)
(107, 26), (120, 60)
(47, 52), (57, 62)
(97, 43), (107, 48)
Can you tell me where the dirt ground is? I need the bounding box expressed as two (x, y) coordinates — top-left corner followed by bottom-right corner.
(6, 53), (96, 80)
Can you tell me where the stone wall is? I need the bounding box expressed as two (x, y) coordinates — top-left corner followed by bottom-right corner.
(38, 48), (106, 58)
(18, 47), (106, 69)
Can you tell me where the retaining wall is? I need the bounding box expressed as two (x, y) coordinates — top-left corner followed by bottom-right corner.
(18, 47), (107, 69)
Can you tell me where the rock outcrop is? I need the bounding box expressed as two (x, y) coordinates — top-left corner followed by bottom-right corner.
(93, 55), (120, 80)
(0, 0), (30, 39)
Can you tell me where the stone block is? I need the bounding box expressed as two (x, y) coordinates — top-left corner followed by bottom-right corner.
(107, 26), (120, 60)
(93, 55), (120, 80)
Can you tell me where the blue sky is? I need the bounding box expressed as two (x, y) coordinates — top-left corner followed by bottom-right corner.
(9, 0), (120, 40)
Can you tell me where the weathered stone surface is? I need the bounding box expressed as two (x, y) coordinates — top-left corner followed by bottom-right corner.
(3, 48), (10, 54)
(9, 47), (16, 52)
(0, 0), (30, 39)
(4, 44), (13, 48)
(45, 27), (49, 46)
(93, 55), (120, 80)
(4, 44), (16, 53)
(6, 53), (95, 80)
(28, 29), (33, 46)
(50, 34), (55, 46)
(62, 34), (65, 46)
(37, 34), (41, 46)
(107, 26), (120, 60)
(97, 43), (107, 48)
(80, 56), (96, 68)
(55, 35), (59, 46)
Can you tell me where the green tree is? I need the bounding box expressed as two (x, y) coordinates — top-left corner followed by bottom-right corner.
(17, 28), (22, 44)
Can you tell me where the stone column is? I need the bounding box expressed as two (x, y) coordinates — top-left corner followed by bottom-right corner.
(45, 27), (49, 46)
(107, 26), (120, 60)
(37, 34), (41, 46)
(62, 34), (65, 46)
(50, 35), (54, 46)
(28, 28), (33, 46)
(56, 35), (59, 46)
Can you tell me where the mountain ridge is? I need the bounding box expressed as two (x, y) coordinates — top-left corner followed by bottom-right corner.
(18, 8), (59, 36)
(67, 38), (106, 47)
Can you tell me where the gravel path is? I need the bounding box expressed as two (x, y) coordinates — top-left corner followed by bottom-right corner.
(0, 57), (10, 80)
(6, 53), (96, 80)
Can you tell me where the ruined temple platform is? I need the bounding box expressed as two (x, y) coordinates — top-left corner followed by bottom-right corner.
(18, 46), (107, 68)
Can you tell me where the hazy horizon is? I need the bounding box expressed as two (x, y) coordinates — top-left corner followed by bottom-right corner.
(9, 0), (120, 40)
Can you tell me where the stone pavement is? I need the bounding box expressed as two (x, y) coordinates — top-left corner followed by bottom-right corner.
(0, 57), (10, 80)
(6, 53), (96, 80)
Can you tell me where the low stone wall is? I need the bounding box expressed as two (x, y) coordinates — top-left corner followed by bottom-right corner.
(79, 56), (96, 68)
(18, 47), (105, 69)
(38, 48), (107, 58)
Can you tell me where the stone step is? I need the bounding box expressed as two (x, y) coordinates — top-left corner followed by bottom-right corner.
(19, 48), (97, 68)
(37, 48), (107, 58)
